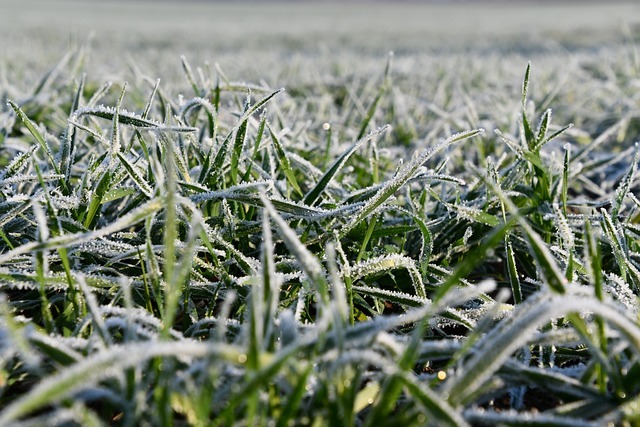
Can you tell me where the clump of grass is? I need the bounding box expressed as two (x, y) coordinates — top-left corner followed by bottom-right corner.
(0, 42), (639, 427)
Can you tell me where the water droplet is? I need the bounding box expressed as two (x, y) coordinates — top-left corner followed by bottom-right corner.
(237, 353), (247, 364)
(322, 122), (331, 131)
(437, 370), (447, 380)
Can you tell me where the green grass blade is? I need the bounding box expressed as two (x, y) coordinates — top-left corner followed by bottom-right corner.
(117, 152), (154, 198)
(400, 373), (469, 427)
(612, 142), (639, 218)
(477, 167), (567, 294)
(521, 62), (536, 148)
(180, 97), (218, 139)
(445, 293), (640, 407)
(259, 192), (329, 304)
(535, 108), (551, 146)
(73, 105), (197, 132)
(341, 129), (484, 237)
(268, 124), (303, 197)
(0, 342), (238, 426)
(83, 168), (112, 228)
(7, 100), (60, 175)
(304, 125), (389, 206)
(230, 91), (250, 184)
(0, 198), (163, 265)
(505, 237), (522, 304)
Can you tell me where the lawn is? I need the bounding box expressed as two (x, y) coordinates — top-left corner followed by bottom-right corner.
(1, 1), (640, 425)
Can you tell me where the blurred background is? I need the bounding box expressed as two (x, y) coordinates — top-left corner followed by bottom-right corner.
(1, 0), (639, 89)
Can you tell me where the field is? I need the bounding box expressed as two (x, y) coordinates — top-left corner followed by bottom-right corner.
(2, 1), (640, 425)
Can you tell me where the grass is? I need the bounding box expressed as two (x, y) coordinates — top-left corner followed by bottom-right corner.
(1, 4), (640, 425)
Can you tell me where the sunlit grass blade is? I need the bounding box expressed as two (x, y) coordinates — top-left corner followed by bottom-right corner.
(351, 285), (426, 308)
(349, 253), (426, 299)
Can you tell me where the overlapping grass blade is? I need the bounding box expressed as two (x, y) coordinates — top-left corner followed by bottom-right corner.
(0, 341), (240, 426)
(341, 129), (484, 237)
(304, 125), (389, 206)
(8, 100), (60, 175)
(268, 124), (303, 196)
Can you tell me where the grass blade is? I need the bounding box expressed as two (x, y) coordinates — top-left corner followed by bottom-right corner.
(304, 125), (389, 206)
(341, 129), (484, 237)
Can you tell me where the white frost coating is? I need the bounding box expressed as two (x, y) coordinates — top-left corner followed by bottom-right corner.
(32, 200), (49, 242)
(462, 226), (473, 246)
(349, 253), (426, 299)
(0, 173), (64, 187)
(443, 291), (640, 406)
(190, 180), (274, 203)
(259, 191), (326, 286)
(0, 195), (30, 208)
(342, 128), (484, 235)
(184, 316), (242, 337)
(75, 239), (136, 257)
(49, 194), (80, 210)
(0, 198), (164, 266)
(604, 272), (639, 314)
(0, 340), (239, 426)
(409, 172), (466, 187)
(72, 104), (197, 132)
(553, 204), (575, 249)
(463, 408), (598, 427)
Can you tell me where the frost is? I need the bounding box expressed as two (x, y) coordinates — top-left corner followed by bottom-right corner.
(349, 253), (426, 299)
(190, 180), (273, 204)
(0, 195), (30, 208)
(462, 226), (473, 246)
(604, 272), (639, 314)
(0, 173), (63, 187)
(75, 239), (136, 257)
(352, 284), (428, 308)
(72, 104), (197, 132)
(185, 317), (242, 338)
